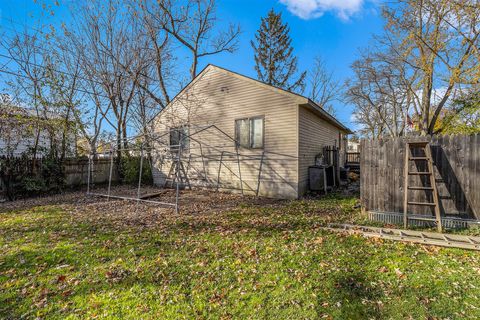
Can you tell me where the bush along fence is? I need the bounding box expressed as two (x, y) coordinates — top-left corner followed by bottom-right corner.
(360, 134), (480, 226)
(0, 156), (150, 201)
(0, 155), (64, 200)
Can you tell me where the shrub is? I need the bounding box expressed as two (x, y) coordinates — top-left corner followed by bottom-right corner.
(121, 156), (153, 186)
(20, 176), (46, 192)
(0, 153), (65, 200)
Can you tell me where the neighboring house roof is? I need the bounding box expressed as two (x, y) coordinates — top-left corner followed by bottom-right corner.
(1, 104), (69, 121)
(154, 64), (352, 134)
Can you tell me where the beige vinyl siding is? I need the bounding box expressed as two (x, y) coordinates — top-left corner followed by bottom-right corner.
(152, 66), (300, 199)
(298, 105), (342, 196)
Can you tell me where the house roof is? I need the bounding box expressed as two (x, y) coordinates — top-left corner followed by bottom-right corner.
(154, 64), (352, 134)
(1, 102), (69, 121)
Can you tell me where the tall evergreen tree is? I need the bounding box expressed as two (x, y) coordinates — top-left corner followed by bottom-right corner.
(251, 9), (306, 93)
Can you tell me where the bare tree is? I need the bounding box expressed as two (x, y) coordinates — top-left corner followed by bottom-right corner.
(1, 33), (42, 159)
(308, 56), (339, 116)
(129, 0), (176, 108)
(75, 74), (110, 159)
(66, 0), (145, 157)
(146, 0), (241, 79)
(346, 48), (414, 138)
(0, 49), (80, 159)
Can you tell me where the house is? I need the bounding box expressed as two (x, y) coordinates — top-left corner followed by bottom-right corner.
(0, 100), (77, 157)
(347, 140), (360, 152)
(151, 65), (351, 199)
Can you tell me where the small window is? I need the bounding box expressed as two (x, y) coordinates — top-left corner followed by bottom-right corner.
(235, 116), (264, 149)
(169, 126), (189, 150)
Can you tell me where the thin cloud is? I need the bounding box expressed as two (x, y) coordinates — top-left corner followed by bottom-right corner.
(279, 0), (366, 20)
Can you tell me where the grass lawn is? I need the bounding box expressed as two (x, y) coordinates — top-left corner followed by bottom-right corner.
(1, 191), (480, 319)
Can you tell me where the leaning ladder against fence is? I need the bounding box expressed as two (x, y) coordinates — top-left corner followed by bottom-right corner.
(361, 134), (480, 230)
(403, 141), (442, 232)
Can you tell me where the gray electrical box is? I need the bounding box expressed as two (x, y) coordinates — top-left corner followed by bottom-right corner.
(309, 166), (327, 193)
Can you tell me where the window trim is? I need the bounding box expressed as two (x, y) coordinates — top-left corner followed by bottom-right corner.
(234, 115), (265, 149)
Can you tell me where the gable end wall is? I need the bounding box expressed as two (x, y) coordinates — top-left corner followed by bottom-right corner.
(152, 67), (301, 199)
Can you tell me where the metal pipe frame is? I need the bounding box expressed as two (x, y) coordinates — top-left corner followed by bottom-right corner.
(87, 192), (176, 207)
(136, 145), (144, 205)
(86, 122), (304, 211)
(107, 149), (114, 200)
(86, 136), (178, 209)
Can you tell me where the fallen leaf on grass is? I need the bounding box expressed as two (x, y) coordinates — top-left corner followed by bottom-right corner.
(421, 245), (441, 254)
(394, 268), (406, 279)
(378, 266), (388, 273)
(62, 290), (73, 297)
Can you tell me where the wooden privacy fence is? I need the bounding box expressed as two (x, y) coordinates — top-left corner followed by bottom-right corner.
(64, 158), (119, 186)
(0, 157), (118, 188)
(360, 134), (480, 220)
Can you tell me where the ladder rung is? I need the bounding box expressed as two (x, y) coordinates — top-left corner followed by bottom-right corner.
(407, 141), (429, 146)
(408, 172), (432, 175)
(409, 157), (429, 160)
(408, 186), (434, 190)
(407, 201), (437, 206)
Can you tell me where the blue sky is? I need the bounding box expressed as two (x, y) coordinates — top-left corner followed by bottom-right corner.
(0, 0), (385, 131)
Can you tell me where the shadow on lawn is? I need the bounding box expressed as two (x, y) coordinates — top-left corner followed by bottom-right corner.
(326, 271), (382, 318)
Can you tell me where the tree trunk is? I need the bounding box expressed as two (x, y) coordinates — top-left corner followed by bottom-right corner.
(420, 69), (434, 136)
(190, 53), (198, 80)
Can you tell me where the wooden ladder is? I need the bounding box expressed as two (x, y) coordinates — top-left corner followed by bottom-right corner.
(403, 141), (442, 232)
(164, 158), (191, 190)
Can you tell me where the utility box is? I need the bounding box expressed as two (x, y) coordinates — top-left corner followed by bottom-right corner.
(309, 166), (327, 193)
(340, 167), (349, 181)
(325, 165), (336, 187)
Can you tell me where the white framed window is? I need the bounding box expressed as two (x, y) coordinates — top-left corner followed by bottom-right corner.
(235, 116), (264, 149)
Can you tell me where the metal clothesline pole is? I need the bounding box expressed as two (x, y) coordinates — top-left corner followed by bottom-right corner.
(236, 146), (244, 195)
(107, 149), (114, 200)
(91, 155), (95, 193)
(86, 154), (92, 195)
(175, 142), (182, 214)
(199, 142), (208, 183)
(137, 144), (144, 205)
(216, 151), (224, 192)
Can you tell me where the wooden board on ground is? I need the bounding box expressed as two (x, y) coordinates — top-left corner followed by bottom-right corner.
(139, 192), (165, 200)
(323, 223), (480, 251)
